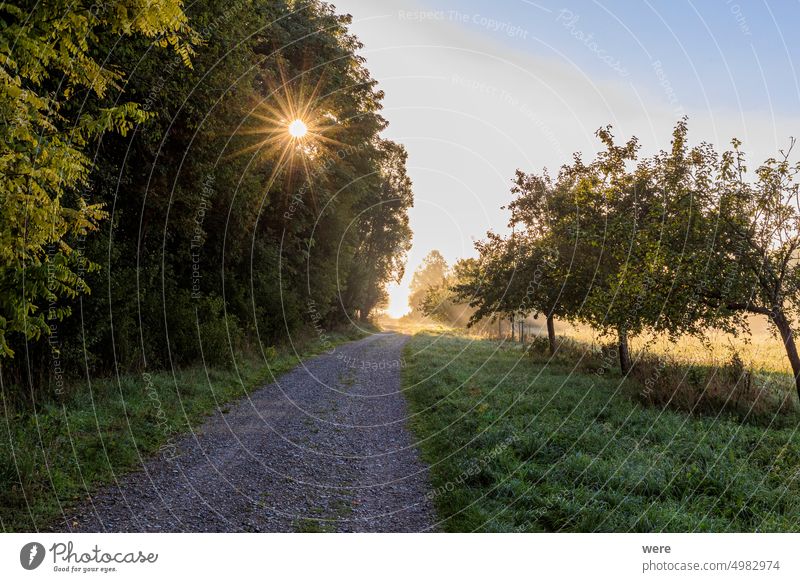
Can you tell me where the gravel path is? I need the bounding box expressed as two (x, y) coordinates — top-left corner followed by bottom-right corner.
(59, 332), (436, 532)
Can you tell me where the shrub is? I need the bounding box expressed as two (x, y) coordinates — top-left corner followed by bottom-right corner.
(631, 350), (796, 419)
(526, 335), (551, 355)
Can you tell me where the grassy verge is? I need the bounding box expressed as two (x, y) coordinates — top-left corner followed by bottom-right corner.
(403, 331), (800, 532)
(0, 325), (372, 532)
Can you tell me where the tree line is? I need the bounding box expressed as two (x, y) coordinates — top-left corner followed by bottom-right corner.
(423, 121), (800, 400)
(0, 0), (412, 399)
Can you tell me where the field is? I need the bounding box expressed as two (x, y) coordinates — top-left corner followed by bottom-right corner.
(402, 331), (800, 532)
(478, 315), (792, 375)
(560, 317), (791, 375)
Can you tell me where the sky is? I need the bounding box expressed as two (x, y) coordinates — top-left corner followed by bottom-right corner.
(329, 0), (800, 317)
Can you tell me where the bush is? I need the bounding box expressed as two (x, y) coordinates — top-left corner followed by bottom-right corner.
(526, 335), (551, 355)
(149, 291), (241, 369)
(527, 335), (622, 378)
(525, 332), (797, 420)
(631, 350), (796, 420)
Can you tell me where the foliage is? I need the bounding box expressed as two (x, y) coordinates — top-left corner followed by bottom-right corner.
(414, 256), (476, 326)
(647, 123), (800, 398)
(0, 0), (193, 357)
(466, 120), (800, 387)
(343, 139), (414, 320)
(1, 1), (413, 397)
(408, 249), (448, 313)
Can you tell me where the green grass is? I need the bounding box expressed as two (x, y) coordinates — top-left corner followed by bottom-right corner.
(291, 493), (353, 532)
(403, 331), (800, 532)
(0, 326), (371, 532)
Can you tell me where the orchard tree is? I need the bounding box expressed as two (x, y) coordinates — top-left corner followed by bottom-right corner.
(653, 122), (800, 398)
(505, 169), (601, 355)
(505, 124), (710, 372)
(502, 135), (648, 363)
(560, 127), (647, 374)
(449, 233), (519, 333)
(518, 119), (800, 388)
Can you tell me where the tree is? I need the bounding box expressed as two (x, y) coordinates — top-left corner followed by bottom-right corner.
(503, 169), (596, 355)
(556, 127), (646, 374)
(448, 234), (516, 334)
(511, 125), (719, 372)
(652, 122), (800, 398)
(409, 250), (448, 313)
(343, 139), (414, 321)
(419, 257), (478, 326)
(2, 1), (415, 387)
(487, 124), (713, 372)
(505, 119), (800, 390)
(0, 0), (193, 357)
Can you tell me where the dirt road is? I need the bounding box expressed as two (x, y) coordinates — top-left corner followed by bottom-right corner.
(62, 332), (436, 532)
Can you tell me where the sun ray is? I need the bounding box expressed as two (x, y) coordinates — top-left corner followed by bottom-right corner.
(222, 53), (358, 219)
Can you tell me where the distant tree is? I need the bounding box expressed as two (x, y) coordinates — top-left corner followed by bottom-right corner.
(409, 250), (448, 313)
(420, 257), (477, 326)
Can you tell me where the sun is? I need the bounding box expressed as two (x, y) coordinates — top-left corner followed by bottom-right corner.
(385, 281), (411, 318)
(288, 119), (308, 138)
(232, 63), (347, 164)
(228, 64), (349, 204)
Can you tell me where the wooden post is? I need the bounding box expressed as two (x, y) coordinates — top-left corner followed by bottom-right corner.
(546, 314), (556, 354)
(618, 327), (631, 375)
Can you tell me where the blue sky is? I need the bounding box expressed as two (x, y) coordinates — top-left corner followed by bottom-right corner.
(418, 0), (800, 114)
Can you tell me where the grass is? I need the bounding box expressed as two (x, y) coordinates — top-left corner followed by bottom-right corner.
(543, 316), (793, 375)
(0, 326), (372, 532)
(292, 494), (354, 532)
(403, 331), (800, 532)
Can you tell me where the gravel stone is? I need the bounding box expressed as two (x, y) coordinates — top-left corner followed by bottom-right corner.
(58, 332), (436, 532)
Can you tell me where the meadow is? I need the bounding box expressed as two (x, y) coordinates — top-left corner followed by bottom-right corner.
(561, 317), (792, 375)
(485, 316), (792, 374)
(402, 330), (800, 532)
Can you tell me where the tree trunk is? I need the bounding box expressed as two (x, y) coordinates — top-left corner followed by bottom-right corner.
(546, 314), (556, 355)
(618, 327), (631, 375)
(510, 316), (515, 341)
(771, 310), (800, 399)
